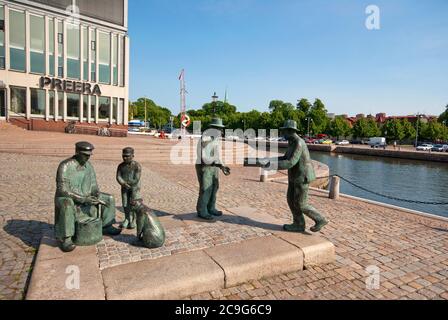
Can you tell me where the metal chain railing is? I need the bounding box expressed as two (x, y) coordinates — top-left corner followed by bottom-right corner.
(274, 171), (448, 205)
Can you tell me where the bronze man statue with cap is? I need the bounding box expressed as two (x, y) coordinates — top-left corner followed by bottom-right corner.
(195, 118), (231, 220)
(116, 147), (142, 229)
(54, 142), (121, 252)
(252, 120), (328, 233)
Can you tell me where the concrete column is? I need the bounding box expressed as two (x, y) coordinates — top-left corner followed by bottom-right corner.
(63, 91), (67, 122)
(63, 20), (67, 78)
(117, 35), (122, 87)
(6, 86), (10, 121)
(25, 10), (30, 73)
(54, 90), (58, 121)
(329, 176), (340, 200)
(87, 26), (91, 82)
(87, 94), (91, 123)
(26, 87), (31, 120)
(79, 94), (83, 123)
(124, 36), (130, 125)
(4, 5), (10, 70)
(94, 95), (98, 123)
(45, 16), (49, 75)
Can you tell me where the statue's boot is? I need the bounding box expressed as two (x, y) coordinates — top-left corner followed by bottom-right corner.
(283, 223), (305, 233)
(128, 212), (136, 229)
(209, 209), (223, 217)
(198, 212), (214, 220)
(59, 237), (76, 252)
(103, 225), (122, 236)
(310, 218), (328, 233)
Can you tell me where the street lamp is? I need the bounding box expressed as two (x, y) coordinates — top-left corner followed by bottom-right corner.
(415, 113), (422, 147)
(306, 117), (313, 138)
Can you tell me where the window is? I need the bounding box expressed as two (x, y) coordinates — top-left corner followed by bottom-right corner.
(49, 20), (55, 76)
(77, 0), (125, 27)
(98, 32), (110, 84)
(0, 6), (5, 69)
(67, 24), (80, 79)
(10, 11), (26, 71)
(49, 91), (55, 116)
(30, 88), (45, 115)
(90, 96), (96, 121)
(113, 35), (118, 85)
(57, 91), (64, 118)
(83, 95), (88, 119)
(112, 97), (118, 121)
(10, 87), (26, 114)
(83, 28), (88, 81)
(119, 98), (124, 124)
(90, 30), (96, 81)
(119, 36), (125, 86)
(57, 21), (64, 77)
(98, 97), (110, 120)
(30, 15), (45, 74)
(67, 93), (79, 118)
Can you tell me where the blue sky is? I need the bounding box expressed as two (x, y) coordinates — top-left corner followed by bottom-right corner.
(128, 0), (448, 116)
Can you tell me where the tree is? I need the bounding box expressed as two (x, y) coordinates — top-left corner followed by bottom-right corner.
(129, 97), (172, 129)
(401, 119), (416, 141)
(309, 99), (330, 135)
(438, 104), (448, 127)
(329, 116), (351, 140)
(382, 119), (405, 142)
(297, 98), (312, 114)
(421, 120), (447, 142)
(352, 118), (380, 139)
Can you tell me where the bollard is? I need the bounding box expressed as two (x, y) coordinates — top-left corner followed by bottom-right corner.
(260, 169), (268, 182)
(329, 176), (340, 200)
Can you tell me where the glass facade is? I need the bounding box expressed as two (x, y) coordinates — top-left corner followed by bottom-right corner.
(98, 96), (110, 120)
(90, 29), (96, 81)
(49, 91), (55, 116)
(57, 21), (64, 77)
(10, 10), (26, 71)
(10, 87), (26, 114)
(113, 34), (118, 86)
(98, 32), (110, 84)
(67, 93), (79, 117)
(30, 15), (45, 74)
(0, 6), (5, 69)
(67, 24), (80, 79)
(90, 96), (96, 121)
(31, 88), (46, 115)
(120, 37), (125, 86)
(57, 91), (64, 118)
(83, 28), (88, 81)
(49, 19), (55, 76)
(112, 97), (118, 122)
(83, 95), (88, 119)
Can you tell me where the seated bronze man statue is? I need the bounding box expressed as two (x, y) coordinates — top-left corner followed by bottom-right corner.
(54, 142), (121, 252)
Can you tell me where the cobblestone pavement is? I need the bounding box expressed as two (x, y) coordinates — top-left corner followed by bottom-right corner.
(0, 127), (447, 300)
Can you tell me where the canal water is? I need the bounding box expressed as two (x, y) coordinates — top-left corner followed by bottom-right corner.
(306, 151), (448, 218)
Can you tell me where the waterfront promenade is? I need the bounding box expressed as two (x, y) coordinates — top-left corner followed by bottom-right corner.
(0, 124), (447, 300)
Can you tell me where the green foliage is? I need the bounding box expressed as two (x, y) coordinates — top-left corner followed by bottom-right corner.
(382, 119), (405, 142)
(438, 104), (448, 126)
(401, 119), (416, 140)
(352, 118), (380, 139)
(129, 98), (172, 129)
(329, 116), (351, 140)
(420, 120), (448, 142)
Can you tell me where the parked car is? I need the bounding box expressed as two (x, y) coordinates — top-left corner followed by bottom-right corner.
(368, 137), (387, 148)
(431, 144), (448, 152)
(416, 144), (433, 151)
(336, 140), (350, 145)
(319, 139), (333, 145)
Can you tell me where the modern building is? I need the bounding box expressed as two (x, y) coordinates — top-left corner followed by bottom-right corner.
(0, 0), (129, 132)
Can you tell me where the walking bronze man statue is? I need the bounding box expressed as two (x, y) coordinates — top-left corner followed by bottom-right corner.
(116, 147), (142, 229)
(247, 120), (328, 233)
(195, 118), (231, 220)
(54, 142), (121, 252)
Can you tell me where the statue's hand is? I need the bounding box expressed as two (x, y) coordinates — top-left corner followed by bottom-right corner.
(123, 183), (132, 190)
(85, 196), (101, 206)
(222, 166), (231, 176)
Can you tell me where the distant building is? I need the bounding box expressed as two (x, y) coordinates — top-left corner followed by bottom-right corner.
(0, 0), (129, 131)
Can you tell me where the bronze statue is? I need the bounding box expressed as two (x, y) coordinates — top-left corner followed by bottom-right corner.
(131, 199), (165, 248)
(116, 147), (142, 229)
(195, 118), (231, 220)
(54, 142), (121, 252)
(247, 120), (328, 233)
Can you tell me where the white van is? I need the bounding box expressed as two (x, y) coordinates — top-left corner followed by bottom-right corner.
(368, 137), (387, 149)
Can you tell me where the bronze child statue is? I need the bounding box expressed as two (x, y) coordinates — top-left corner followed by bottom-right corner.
(195, 118), (231, 220)
(116, 147), (142, 229)
(131, 199), (165, 248)
(54, 142), (121, 252)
